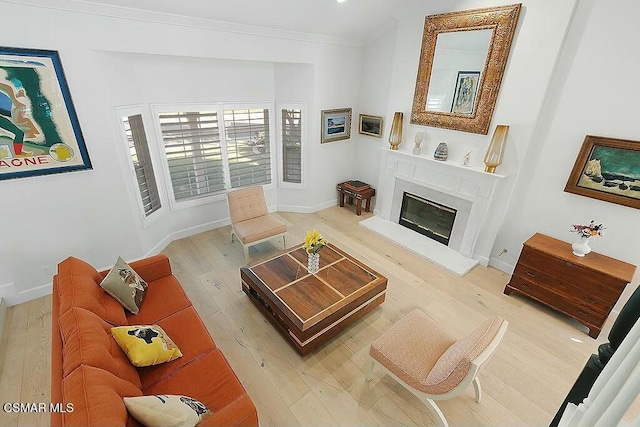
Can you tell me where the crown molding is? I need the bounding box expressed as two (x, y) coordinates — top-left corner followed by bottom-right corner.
(2, 0), (365, 48)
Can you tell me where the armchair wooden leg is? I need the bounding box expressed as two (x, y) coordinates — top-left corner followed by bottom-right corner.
(473, 376), (482, 403)
(421, 397), (449, 427)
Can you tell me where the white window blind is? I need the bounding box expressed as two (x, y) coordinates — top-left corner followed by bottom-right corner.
(281, 108), (302, 184)
(158, 111), (225, 201)
(223, 108), (271, 188)
(121, 114), (162, 217)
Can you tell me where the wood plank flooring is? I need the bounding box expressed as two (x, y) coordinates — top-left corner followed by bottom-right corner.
(0, 206), (619, 426)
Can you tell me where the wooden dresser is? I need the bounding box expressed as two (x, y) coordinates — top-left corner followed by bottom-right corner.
(505, 233), (636, 338)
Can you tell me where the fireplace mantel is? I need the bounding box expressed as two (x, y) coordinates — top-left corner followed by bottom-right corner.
(361, 148), (508, 274)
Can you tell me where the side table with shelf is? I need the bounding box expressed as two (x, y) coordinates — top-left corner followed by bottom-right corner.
(504, 233), (636, 338)
(337, 181), (375, 216)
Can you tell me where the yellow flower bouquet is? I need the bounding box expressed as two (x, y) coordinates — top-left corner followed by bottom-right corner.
(304, 229), (327, 255)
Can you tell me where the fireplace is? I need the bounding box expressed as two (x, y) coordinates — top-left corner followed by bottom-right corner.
(399, 192), (457, 245)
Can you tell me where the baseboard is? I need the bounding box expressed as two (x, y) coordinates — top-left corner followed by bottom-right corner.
(488, 256), (515, 275)
(0, 281), (52, 307)
(0, 297), (7, 339)
(145, 217), (231, 257)
(279, 199), (337, 214)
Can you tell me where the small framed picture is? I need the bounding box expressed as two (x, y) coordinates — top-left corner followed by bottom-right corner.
(451, 71), (481, 114)
(321, 108), (352, 143)
(358, 114), (383, 138)
(564, 135), (640, 210)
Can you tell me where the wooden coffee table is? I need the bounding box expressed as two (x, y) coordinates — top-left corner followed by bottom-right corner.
(241, 243), (387, 355)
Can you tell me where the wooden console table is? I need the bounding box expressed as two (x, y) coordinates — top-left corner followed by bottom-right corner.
(505, 233), (636, 338)
(337, 181), (375, 216)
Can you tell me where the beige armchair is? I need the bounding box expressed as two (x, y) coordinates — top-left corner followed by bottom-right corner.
(227, 186), (287, 262)
(367, 309), (508, 427)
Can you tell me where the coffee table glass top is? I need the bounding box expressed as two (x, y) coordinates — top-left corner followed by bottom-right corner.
(247, 243), (383, 330)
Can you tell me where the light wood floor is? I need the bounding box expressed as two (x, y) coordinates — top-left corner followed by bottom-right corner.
(1, 206), (614, 426)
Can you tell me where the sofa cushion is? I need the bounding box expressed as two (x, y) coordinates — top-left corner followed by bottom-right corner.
(62, 365), (143, 426)
(126, 275), (192, 325)
(57, 256), (128, 325)
(124, 395), (213, 427)
(100, 257), (148, 315)
(138, 306), (216, 389)
(143, 349), (256, 424)
(59, 307), (141, 387)
(112, 325), (183, 367)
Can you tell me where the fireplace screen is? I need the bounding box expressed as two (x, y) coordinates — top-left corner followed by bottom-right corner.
(399, 192), (457, 245)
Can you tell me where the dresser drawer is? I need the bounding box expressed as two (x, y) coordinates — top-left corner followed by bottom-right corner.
(513, 264), (615, 314)
(519, 247), (626, 300)
(509, 276), (606, 325)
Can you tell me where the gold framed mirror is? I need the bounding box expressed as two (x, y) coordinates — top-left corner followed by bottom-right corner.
(410, 4), (521, 134)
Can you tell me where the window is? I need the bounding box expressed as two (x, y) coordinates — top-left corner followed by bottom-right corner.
(277, 103), (304, 188)
(116, 107), (164, 226)
(281, 108), (302, 184)
(158, 111), (225, 202)
(223, 108), (271, 188)
(154, 103), (275, 208)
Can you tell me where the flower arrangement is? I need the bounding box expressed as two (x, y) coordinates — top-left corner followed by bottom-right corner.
(304, 229), (327, 254)
(571, 220), (605, 238)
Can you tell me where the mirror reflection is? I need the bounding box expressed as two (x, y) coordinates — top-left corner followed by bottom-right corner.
(426, 29), (493, 114)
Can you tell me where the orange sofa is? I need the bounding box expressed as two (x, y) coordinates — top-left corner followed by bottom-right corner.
(51, 254), (258, 426)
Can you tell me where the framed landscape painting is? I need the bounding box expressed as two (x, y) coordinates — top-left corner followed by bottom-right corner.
(321, 108), (352, 143)
(0, 46), (91, 181)
(450, 71), (480, 114)
(358, 114), (383, 138)
(564, 135), (640, 209)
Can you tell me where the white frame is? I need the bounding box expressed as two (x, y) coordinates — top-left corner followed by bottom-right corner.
(276, 102), (305, 189)
(151, 102), (277, 211)
(114, 105), (167, 228)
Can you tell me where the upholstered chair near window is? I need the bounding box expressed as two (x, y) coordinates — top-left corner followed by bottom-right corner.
(367, 309), (508, 427)
(227, 186), (287, 262)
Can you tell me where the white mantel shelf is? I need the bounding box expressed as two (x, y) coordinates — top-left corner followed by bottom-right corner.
(381, 147), (508, 180)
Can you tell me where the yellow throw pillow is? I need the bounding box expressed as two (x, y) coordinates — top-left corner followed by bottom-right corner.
(100, 257), (148, 315)
(124, 395), (213, 427)
(111, 325), (182, 367)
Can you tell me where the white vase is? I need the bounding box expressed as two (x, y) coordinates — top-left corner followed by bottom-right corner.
(572, 236), (592, 257)
(308, 252), (320, 274)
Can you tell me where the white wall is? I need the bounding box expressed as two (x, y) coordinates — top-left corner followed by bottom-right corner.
(0, 1), (362, 303)
(493, 0), (640, 302)
(357, 0), (578, 263)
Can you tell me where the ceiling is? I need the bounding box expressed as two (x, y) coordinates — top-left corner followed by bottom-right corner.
(74, 0), (422, 45)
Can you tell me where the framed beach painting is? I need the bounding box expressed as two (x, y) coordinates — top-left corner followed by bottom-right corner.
(450, 71), (480, 115)
(0, 46), (91, 181)
(321, 108), (352, 143)
(358, 114), (383, 138)
(564, 135), (640, 209)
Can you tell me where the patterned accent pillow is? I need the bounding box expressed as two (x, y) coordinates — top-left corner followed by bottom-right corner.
(100, 257), (148, 314)
(124, 395), (213, 427)
(111, 325), (182, 367)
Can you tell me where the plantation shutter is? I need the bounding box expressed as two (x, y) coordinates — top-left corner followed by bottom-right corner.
(122, 114), (162, 216)
(281, 108), (302, 184)
(223, 108), (271, 188)
(158, 111), (225, 201)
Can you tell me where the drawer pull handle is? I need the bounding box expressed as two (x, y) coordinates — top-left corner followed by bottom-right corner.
(563, 261), (574, 267)
(583, 296), (597, 304)
(520, 283), (530, 289)
(577, 309), (590, 317)
(525, 271), (536, 278)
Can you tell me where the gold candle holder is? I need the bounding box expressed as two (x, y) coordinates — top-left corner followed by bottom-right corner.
(388, 112), (404, 150)
(483, 125), (509, 173)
